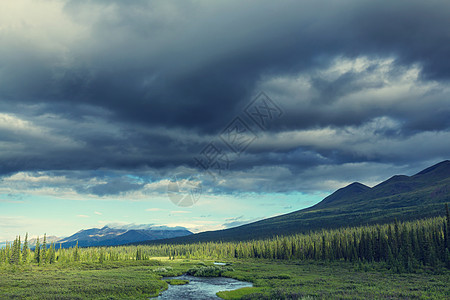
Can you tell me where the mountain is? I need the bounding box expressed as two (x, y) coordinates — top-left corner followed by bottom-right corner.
(315, 182), (371, 207)
(140, 160), (450, 244)
(0, 236), (60, 249)
(28, 235), (60, 247)
(56, 225), (192, 248)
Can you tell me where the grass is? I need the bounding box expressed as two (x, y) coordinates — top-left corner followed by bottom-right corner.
(1, 259), (449, 299)
(0, 262), (164, 299)
(219, 259), (450, 299)
(217, 287), (266, 299)
(0, 260), (196, 299)
(165, 279), (189, 285)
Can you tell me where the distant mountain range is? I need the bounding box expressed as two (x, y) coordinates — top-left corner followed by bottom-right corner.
(12, 225), (192, 249)
(55, 225), (192, 248)
(0, 236), (60, 249)
(139, 160), (450, 244)
(28, 235), (60, 247)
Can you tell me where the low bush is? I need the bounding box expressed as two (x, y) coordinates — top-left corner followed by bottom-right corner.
(186, 265), (234, 277)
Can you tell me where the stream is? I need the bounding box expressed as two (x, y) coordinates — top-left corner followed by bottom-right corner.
(157, 274), (253, 299)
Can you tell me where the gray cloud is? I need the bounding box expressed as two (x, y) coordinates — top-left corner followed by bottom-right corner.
(0, 0), (449, 195)
(222, 215), (264, 229)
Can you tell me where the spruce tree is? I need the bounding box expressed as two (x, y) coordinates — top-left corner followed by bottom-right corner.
(9, 237), (20, 264)
(35, 237), (41, 264)
(136, 248), (142, 260)
(42, 234), (47, 264)
(445, 204), (449, 250)
(48, 242), (56, 264)
(17, 236), (21, 263)
(99, 249), (105, 263)
(4, 243), (11, 264)
(374, 226), (381, 261)
(400, 226), (412, 271)
(445, 248), (450, 269)
(22, 233), (29, 263)
(321, 235), (326, 260)
(73, 241), (80, 262)
(366, 230), (374, 262)
(394, 219), (400, 256)
(359, 231), (365, 260)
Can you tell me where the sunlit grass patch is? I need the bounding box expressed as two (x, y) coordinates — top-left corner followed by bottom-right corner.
(165, 279), (189, 285)
(217, 287), (266, 299)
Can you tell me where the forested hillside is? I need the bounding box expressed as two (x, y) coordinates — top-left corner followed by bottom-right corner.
(143, 161), (450, 243)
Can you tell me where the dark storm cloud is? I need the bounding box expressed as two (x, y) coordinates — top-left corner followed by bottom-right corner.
(0, 108), (210, 175)
(0, 0), (449, 194)
(82, 178), (145, 197)
(3, 0), (450, 127)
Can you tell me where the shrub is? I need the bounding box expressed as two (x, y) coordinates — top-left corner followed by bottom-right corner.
(186, 265), (234, 277)
(153, 266), (173, 272)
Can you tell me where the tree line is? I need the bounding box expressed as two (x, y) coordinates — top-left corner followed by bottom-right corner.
(2, 204), (449, 272)
(0, 234), (58, 265)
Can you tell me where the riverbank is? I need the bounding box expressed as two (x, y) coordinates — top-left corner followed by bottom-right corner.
(159, 274), (252, 299)
(1, 258), (449, 299)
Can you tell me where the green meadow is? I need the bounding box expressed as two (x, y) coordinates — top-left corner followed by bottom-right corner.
(1, 258), (449, 299)
(1, 213), (449, 299)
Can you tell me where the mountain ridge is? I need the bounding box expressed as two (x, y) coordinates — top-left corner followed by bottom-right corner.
(24, 225), (193, 249)
(57, 225), (193, 248)
(138, 160), (450, 244)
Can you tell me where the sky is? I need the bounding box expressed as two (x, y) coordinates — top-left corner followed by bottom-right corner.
(1, 0), (450, 241)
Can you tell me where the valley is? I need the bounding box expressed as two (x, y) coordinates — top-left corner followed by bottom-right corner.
(1, 161), (450, 299)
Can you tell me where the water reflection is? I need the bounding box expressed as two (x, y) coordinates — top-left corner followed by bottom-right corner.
(158, 275), (252, 300)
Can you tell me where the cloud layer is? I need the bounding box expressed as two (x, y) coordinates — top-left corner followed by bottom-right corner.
(0, 0), (449, 198)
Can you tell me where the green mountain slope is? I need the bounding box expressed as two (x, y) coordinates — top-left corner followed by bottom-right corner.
(142, 160), (450, 244)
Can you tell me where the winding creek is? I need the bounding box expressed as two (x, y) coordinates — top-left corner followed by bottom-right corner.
(158, 275), (253, 299)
